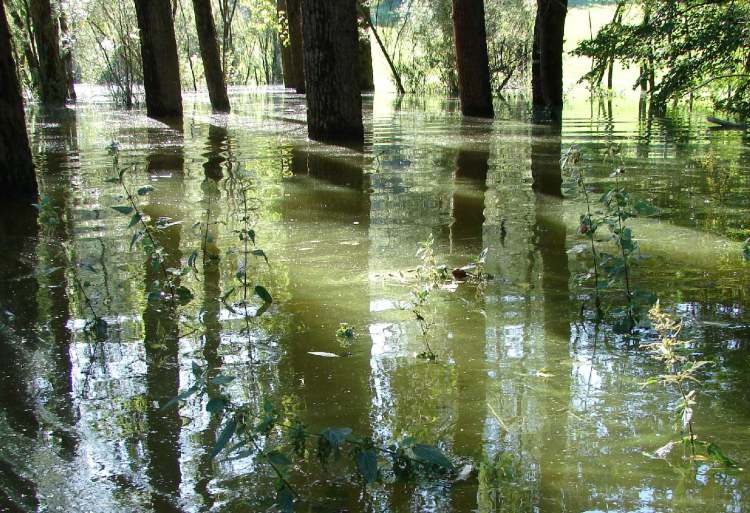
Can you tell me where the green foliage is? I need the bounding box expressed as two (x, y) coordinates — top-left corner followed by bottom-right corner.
(383, 0), (532, 95)
(574, 0), (750, 117)
(563, 145), (660, 332)
(643, 302), (737, 468)
(163, 362), (461, 511)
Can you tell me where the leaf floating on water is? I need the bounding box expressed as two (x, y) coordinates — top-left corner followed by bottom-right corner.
(410, 444), (453, 471)
(137, 185), (154, 196)
(308, 351), (341, 358)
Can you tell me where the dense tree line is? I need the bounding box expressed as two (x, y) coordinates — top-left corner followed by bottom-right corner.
(12, 0), (745, 197)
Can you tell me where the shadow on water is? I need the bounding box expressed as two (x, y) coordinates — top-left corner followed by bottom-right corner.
(278, 148), (374, 509)
(0, 201), (40, 512)
(140, 126), (186, 513)
(530, 125), (563, 197)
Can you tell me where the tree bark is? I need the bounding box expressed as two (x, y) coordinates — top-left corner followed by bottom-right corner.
(532, 0), (567, 124)
(301, 0), (363, 143)
(276, 0), (293, 87)
(58, 1), (76, 100)
(358, 32), (374, 92)
(133, 0), (183, 118)
(287, 0), (305, 93)
(192, 0), (230, 112)
(29, 0), (68, 105)
(452, 0), (494, 118)
(1, 1), (37, 200)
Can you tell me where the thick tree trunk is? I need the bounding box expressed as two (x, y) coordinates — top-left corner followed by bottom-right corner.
(58, 1), (76, 100)
(287, 0), (305, 93)
(452, 0), (494, 118)
(358, 33), (374, 92)
(277, 0), (294, 87)
(301, 0), (363, 143)
(29, 0), (68, 105)
(533, 0), (567, 124)
(133, 0), (183, 118)
(192, 0), (230, 112)
(1, 1), (37, 200)
(356, 3), (374, 92)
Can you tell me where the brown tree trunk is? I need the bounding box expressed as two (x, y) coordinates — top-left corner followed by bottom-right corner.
(192, 0), (230, 112)
(301, 0), (363, 143)
(134, 0), (183, 118)
(533, 0), (567, 124)
(1, 1), (37, 200)
(30, 0), (68, 105)
(277, 0), (293, 87)
(58, 1), (76, 100)
(287, 0), (305, 93)
(452, 0), (493, 118)
(356, 3), (373, 92)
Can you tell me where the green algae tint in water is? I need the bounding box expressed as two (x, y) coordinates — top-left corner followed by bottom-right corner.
(0, 86), (749, 513)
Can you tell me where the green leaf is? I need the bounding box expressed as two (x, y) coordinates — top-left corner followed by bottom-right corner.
(162, 385), (199, 410)
(252, 249), (269, 264)
(633, 200), (659, 216)
(247, 229), (256, 244)
(706, 442), (738, 467)
(137, 185), (154, 196)
(112, 205), (134, 215)
(266, 450), (292, 467)
(255, 285), (273, 304)
(410, 444), (453, 471)
(206, 397), (229, 413)
(175, 286), (194, 305)
(210, 375), (235, 385)
(127, 213), (142, 228)
(356, 450), (378, 483)
(210, 419), (237, 459)
(320, 427), (352, 448)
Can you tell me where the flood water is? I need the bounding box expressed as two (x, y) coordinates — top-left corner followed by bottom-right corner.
(1, 87), (750, 513)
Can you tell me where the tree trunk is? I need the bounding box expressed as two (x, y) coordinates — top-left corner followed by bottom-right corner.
(287, 0), (305, 93)
(531, 16), (544, 112)
(277, 0), (293, 88)
(358, 32), (374, 92)
(356, 3), (374, 92)
(29, 0), (68, 105)
(1, 1), (37, 200)
(133, 0), (183, 118)
(451, 0), (494, 118)
(192, 0), (230, 112)
(533, 0), (567, 124)
(301, 0), (363, 143)
(58, 1), (76, 100)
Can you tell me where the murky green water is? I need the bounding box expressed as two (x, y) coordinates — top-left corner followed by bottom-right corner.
(1, 87), (750, 513)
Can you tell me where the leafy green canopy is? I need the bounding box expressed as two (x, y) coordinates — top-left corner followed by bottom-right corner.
(574, 0), (750, 117)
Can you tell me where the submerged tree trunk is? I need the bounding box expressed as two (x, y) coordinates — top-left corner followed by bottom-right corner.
(287, 0), (305, 93)
(133, 0), (183, 118)
(30, 0), (68, 105)
(192, 0), (230, 112)
(277, 0), (294, 87)
(1, 1), (37, 200)
(301, 0), (363, 143)
(532, 0), (567, 124)
(452, 0), (494, 118)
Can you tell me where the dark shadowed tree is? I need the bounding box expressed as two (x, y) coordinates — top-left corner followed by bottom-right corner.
(133, 0), (183, 117)
(192, 0), (230, 112)
(357, 3), (374, 92)
(1, 1), (37, 200)
(287, 0), (305, 93)
(30, 0), (68, 105)
(452, 0), (494, 118)
(532, 0), (567, 124)
(301, 0), (363, 143)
